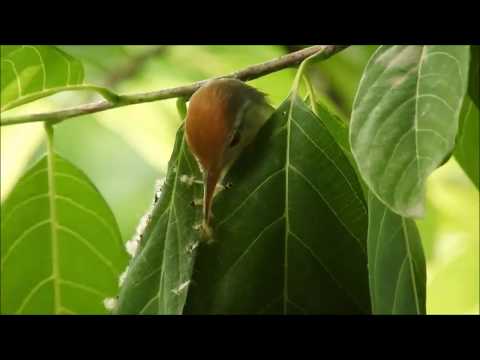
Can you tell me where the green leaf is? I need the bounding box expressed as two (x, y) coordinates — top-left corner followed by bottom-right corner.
(1, 45), (84, 111)
(115, 128), (203, 314)
(310, 97), (426, 314)
(1, 151), (128, 314)
(367, 192), (426, 314)
(310, 98), (352, 162)
(454, 46), (479, 189)
(350, 45), (470, 218)
(182, 96), (370, 314)
(117, 96), (371, 314)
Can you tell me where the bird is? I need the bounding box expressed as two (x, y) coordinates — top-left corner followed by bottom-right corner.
(185, 78), (274, 239)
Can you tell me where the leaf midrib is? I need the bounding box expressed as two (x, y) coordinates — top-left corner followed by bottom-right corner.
(413, 46), (427, 193)
(156, 134), (187, 314)
(46, 129), (61, 314)
(400, 218), (420, 314)
(283, 94), (294, 314)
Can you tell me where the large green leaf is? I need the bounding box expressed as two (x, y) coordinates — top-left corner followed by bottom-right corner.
(115, 128), (203, 314)
(1, 45), (84, 112)
(183, 96), (370, 314)
(310, 98), (353, 165)
(350, 45), (470, 218)
(313, 96), (426, 314)
(367, 192), (426, 314)
(117, 96), (371, 314)
(1, 152), (128, 314)
(454, 46), (479, 189)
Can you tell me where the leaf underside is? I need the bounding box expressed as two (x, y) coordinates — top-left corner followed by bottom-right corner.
(1, 154), (127, 314)
(367, 192), (426, 314)
(350, 45), (470, 218)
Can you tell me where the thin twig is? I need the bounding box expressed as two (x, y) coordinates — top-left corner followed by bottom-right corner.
(0, 45), (349, 126)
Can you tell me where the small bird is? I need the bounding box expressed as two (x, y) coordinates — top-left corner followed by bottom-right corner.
(185, 78), (274, 239)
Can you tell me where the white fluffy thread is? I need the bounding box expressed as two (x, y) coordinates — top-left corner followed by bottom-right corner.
(172, 280), (190, 295)
(103, 297), (118, 311)
(118, 266), (129, 287)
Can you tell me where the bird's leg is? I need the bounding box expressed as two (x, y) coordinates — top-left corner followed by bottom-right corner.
(192, 222), (214, 243)
(200, 222), (214, 243)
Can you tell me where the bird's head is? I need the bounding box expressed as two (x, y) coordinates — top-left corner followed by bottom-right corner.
(185, 78), (274, 229)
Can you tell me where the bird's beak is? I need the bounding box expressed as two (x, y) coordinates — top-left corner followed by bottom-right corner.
(202, 165), (222, 229)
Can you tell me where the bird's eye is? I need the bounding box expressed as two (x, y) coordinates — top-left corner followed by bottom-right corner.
(229, 131), (241, 147)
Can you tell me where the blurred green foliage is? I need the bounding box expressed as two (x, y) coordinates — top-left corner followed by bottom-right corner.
(1, 45), (478, 314)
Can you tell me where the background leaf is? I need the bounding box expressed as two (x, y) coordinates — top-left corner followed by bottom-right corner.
(183, 96), (370, 314)
(115, 128), (203, 314)
(307, 45), (379, 116)
(1, 152), (128, 314)
(454, 45), (479, 189)
(1, 45), (84, 111)
(350, 45), (470, 218)
(367, 192), (426, 314)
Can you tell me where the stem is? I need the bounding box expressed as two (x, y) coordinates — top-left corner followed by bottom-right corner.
(304, 75), (317, 110)
(1, 45), (349, 127)
(44, 123), (61, 314)
(176, 97), (188, 120)
(1, 84), (120, 113)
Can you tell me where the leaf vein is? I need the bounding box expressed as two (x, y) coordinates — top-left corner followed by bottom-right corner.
(290, 231), (366, 313)
(292, 118), (367, 214)
(289, 164), (365, 252)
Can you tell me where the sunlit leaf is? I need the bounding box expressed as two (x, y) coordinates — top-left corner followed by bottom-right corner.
(1, 153), (128, 314)
(1, 45), (84, 111)
(455, 46), (479, 189)
(350, 45), (470, 218)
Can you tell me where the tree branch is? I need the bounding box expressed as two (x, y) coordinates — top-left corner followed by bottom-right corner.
(0, 45), (349, 126)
